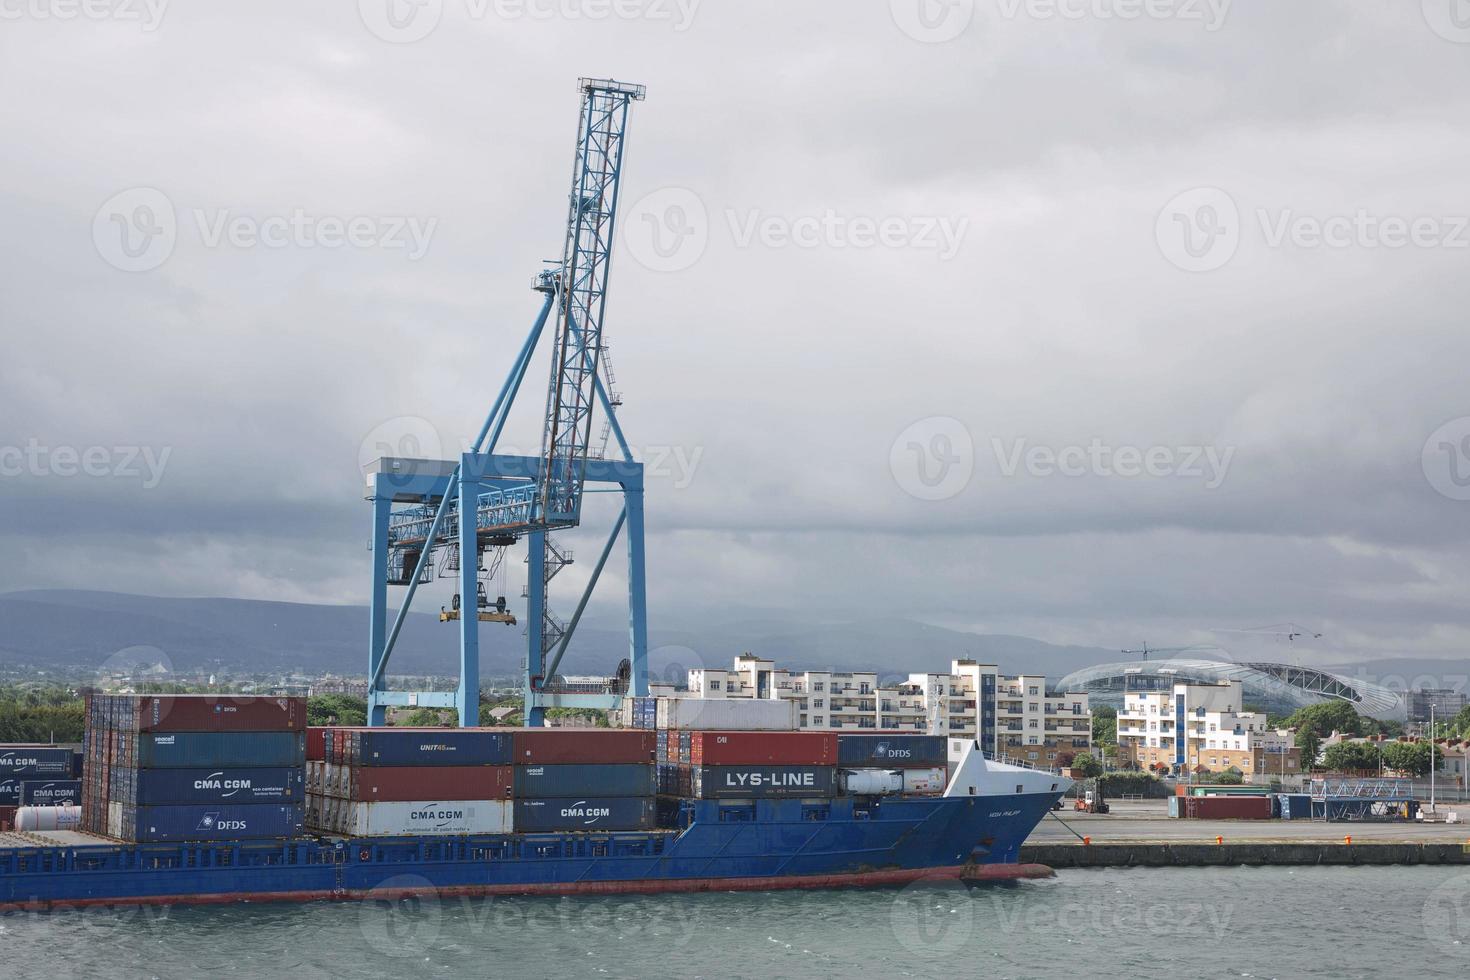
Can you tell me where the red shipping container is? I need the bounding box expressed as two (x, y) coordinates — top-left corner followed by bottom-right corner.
(307, 727), (327, 762)
(1183, 795), (1272, 820)
(347, 765), (514, 802)
(512, 729), (655, 765)
(124, 696), (306, 732)
(689, 731), (837, 766)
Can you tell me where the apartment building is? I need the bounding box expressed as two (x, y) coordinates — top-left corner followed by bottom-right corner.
(1118, 680), (1300, 775)
(685, 655), (1091, 765)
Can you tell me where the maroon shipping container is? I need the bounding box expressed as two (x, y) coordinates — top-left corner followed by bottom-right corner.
(689, 731), (838, 766)
(1183, 795), (1272, 820)
(347, 765), (514, 802)
(122, 696), (306, 733)
(306, 727), (327, 762)
(513, 729), (656, 765)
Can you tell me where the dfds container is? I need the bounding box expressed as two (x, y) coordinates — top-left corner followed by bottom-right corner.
(133, 731), (307, 769)
(512, 764), (655, 798)
(513, 796), (657, 832)
(689, 732), (837, 766)
(690, 765), (838, 800)
(348, 765), (514, 802)
(341, 800), (513, 836)
(20, 780), (81, 805)
(111, 767), (305, 805)
(512, 729), (655, 765)
(0, 747), (75, 777)
(835, 734), (948, 767)
(352, 729), (513, 767)
(108, 802), (305, 842)
(654, 698), (799, 732)
(112, 695), (306, 732)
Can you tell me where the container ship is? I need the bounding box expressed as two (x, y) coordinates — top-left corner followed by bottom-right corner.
(0, 696), (1069, 910)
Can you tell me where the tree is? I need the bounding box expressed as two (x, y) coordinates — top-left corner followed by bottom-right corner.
(1091, 706), (1117, 746)
(401, 708), (457, 727)
(307, 695), (367, 727)
(1380, 740), (1441, 777)
(1322, 741), (1381, 772)
(1295, 728), (1322, 769)
(1071, 752), (1104, 778)
(1286, 701), (1366, 739)
(1446, 704), (1470, 740)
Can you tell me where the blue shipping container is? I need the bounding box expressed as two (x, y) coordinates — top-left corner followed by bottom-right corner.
(513, 797), (656, 832)
(0, 747), (74, 777)
(20, 780), (81, 805)
(835, 734), (948, 767)
(111, 767), (305, 804)
(513, 764), (655, 798)
(0, 778), (22, 804)
(692, 765), (838, 799)
(115, 803), (304, 843)
(136, 732), (306, 769)
(354, 730), (513, 767)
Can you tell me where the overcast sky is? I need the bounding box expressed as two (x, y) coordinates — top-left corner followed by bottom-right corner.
(2, 1), (1469, 674)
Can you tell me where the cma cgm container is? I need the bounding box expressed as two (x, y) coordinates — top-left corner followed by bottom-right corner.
(512, 729), (655, 765)
(0, 779), (23, 805)
(107, 802), (305, 842)
(20, 780), (81, 806)
(109, 695), (306, 733)
(655, 698), (798, 732)
(513, 797), (657, 832)
(132, 731), (307, 769)
(348, 765), (514, 802)
(341, 800), (513, 836)
(0, 747), (74, 777)
(690, 765), (838, 800)
(835, 734), (948, 767)
(110, 767), (305, 805)
(689, 732), (837, 766)
(351, 729), (513, 767)
(512, 764), (655, 798)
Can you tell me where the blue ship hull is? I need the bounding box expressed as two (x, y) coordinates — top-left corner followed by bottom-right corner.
(0, 793), (1059, 909)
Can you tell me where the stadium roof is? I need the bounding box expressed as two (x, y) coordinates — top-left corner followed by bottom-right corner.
(1058, 658), (1402, 720)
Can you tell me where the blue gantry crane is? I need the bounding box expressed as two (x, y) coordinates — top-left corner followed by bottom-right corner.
(363, 78), (648, 727)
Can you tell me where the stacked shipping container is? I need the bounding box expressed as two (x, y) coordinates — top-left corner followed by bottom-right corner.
(82, 695), (306, 842)
(656, 729), (948, 801)
(306, 728), (658, 835)
(308, 728), (515, 835)
(0, 745), (81, 830)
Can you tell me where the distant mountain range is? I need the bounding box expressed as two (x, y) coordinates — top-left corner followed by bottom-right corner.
(1, 590), (1461, 692)
(0, 589), (1124, 683)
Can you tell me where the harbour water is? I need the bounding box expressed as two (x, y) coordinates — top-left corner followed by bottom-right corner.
(2, 866), (1468, 978)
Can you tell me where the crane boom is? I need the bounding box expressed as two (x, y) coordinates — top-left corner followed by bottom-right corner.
(539, 78), (645, 527)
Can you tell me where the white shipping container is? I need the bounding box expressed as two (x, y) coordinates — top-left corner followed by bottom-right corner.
(655, 697), (798, 731)
(342, 799), (513, 836)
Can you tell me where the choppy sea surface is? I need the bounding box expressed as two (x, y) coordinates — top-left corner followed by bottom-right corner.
(3, 866), (1469, 978)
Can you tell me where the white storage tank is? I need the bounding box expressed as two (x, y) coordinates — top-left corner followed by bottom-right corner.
(15, 805), (82, 832)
